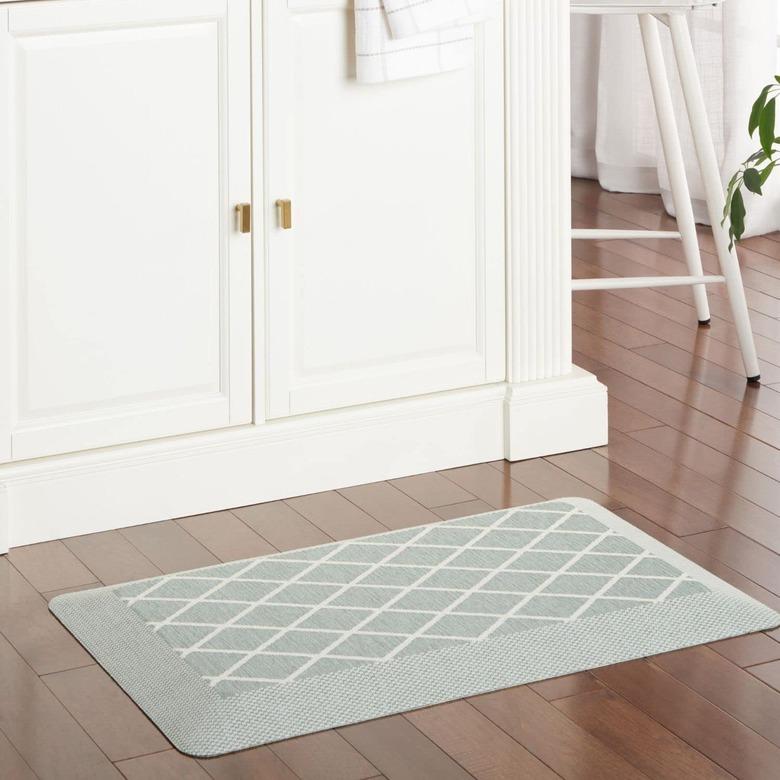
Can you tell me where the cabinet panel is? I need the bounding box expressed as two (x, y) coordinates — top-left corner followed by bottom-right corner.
(265, 0), (505, 418)
(0, 0), (252, 460)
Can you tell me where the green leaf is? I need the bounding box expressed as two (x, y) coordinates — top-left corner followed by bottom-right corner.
(760, 161), (776, 184)
(729, 187), (747, 244)
(723, 172), (741, 222)
(747, 149), (769, 164)
(776, 75), (780, 84)
(750, 85), (773, 136)
(743, 168), (763, 195)
(759, 98), (776, 157)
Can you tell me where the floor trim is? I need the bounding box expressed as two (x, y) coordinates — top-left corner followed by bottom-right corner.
(0, 374), (608, 550)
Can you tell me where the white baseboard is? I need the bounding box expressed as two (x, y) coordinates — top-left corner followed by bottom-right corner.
(504, 367), (609, 462)
(0, 373), (607, 551)
(0, 487), (8, 556)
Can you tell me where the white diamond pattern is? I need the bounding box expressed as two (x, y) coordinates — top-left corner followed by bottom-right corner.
(115, 502), (708, 695)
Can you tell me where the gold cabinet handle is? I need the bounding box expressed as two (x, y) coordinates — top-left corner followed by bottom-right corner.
(276, 199), (292, 230)
(235, 203), (251, 234)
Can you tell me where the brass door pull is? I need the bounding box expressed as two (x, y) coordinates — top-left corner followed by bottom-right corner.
(235, 203), (252, 234)
(276, 199), (293, 230)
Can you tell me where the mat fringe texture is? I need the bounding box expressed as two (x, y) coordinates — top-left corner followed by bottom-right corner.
(51, 498), (780, 757)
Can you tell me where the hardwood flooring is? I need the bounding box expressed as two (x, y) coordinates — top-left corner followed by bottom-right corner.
(1, 179), (779, 778)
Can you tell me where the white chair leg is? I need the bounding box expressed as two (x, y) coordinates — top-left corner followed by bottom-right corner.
(639, 14), (711, 325)
(668, 13), (761, 382)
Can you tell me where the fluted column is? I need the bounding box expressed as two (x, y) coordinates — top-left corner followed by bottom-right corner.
(503, 0), (607, 461)
(506, 0), (572, 382)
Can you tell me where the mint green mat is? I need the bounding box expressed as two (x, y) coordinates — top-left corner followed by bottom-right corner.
(51, 498), (780, 757)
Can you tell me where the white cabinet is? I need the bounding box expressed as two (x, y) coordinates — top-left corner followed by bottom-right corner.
(0, 0), (609, 552)
(263, 0), (505, 418)
(0, 0), (252, 461)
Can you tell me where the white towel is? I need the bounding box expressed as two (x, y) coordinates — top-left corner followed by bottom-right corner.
(355, 0), (491, 84)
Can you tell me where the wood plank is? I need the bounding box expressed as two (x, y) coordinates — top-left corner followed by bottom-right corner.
(683, 528), (780, 596)
(438, 464), (543, 510)
(0, 730), (36, 780)
(595, 369), (780, 480)
(469, 685), (647, 779)
(63, 530), (161, 586)
(42, 664), (169, 762)
(596, 430), (780, 554)
(390, 472), (477, 509)
(662, 283), (779, 338)
(606, 397), (661, 434)
(232, 501), (333, 551)
(572, 199), (660, 235)
(633, 343), (780, 418)
(490, 457), (623, 510)
(547, 449), (721, 536)
(554, 688), (733, 780)
(269, 730), (378, 780)
(740, 235), (780, 272)
(574, 326), (780, 448)
(573, 248), (780, 347)
(42, 583), (101, 601)
(572, 349), (608, 376)
(597, 238), (780, 302)
(0, 634), (121, 779)
(338, 482), (441, 530)
(575, 289), (780, 381)
(578, 232), (780, 319)
(119, 521), (219, 574)
(432, 500), (496, 520)
(630, 426), (780, 536)
(530, 672), (603, 702)
(749, 661), (780, 692)
(652, 646), (780, 748)
(198, 747), (300, 780)
(709, 235), (780, 281)
(339, 715), (475, 780)
(0, 557), (94, 675)
(572, 183), (677, 233)
(175, 511), (276, 562)
(710, 634), (780, 668)
(285, 492), (386, 541)
(573, 300), (663, 349)
(593, 659), (780, 780)
(8, 540), (98, 593)
(405, 699), (559, 779)
(116, 751), (210, 779)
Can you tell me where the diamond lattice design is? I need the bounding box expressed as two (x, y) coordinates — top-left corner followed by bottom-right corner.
(115, 502), (709, 696)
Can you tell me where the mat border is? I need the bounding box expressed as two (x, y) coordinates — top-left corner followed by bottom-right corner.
(51, 498), (780, 757)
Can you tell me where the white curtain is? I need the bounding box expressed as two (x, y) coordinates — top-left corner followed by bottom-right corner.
(572, 1), (780, 237)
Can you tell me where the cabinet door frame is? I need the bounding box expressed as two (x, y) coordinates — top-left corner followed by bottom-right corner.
(263, 0), (505, 419)
(0, 0), (253, 462)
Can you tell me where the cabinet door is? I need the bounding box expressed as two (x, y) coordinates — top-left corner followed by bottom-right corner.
(0, 0), (252, 461)
(265, 0), (505, 418)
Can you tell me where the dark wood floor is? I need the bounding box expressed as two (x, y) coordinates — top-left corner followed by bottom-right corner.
(2, 179), (780, 779)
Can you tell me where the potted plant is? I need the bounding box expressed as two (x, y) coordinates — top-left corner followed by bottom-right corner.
(724, 77), (780, 247)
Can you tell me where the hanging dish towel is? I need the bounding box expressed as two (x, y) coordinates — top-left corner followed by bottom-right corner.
(355, 0), (491, 84)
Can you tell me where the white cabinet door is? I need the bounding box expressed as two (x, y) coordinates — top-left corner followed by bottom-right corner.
(0, 0), (252, 461)
(264, 0), (505, 418)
